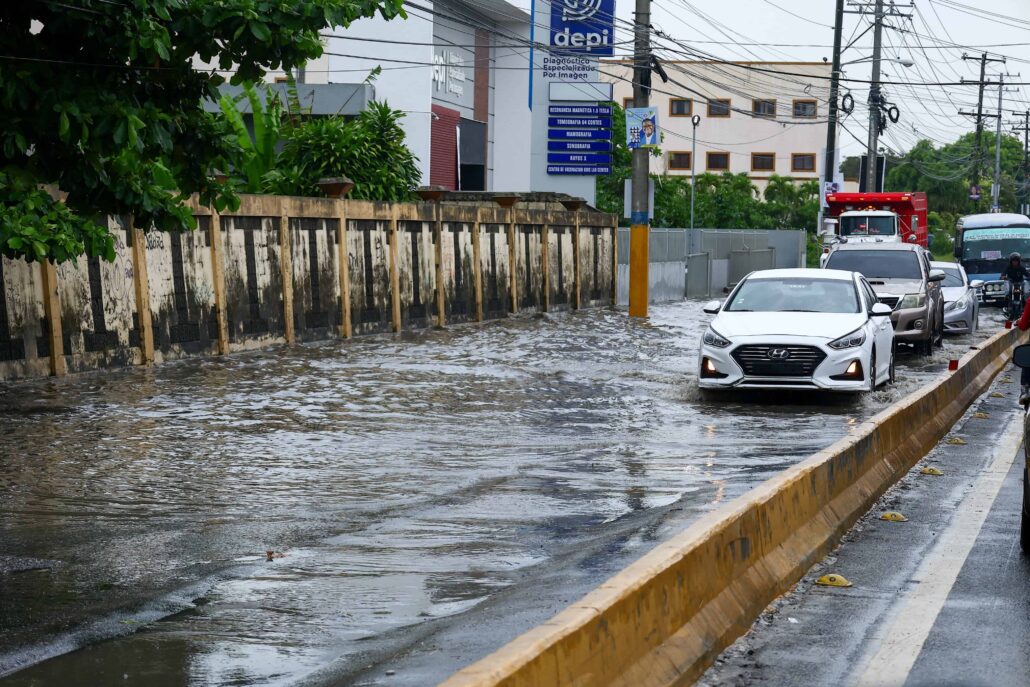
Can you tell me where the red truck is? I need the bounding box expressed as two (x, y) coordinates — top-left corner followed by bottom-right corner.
(822, 192), (929, 249)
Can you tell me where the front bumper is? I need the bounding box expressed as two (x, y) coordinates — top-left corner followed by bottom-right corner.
(979, 280), (1006, 304)
(944, 300), (976, 334)
(890, 305), (932, 342)
(698, 338), (869, 391)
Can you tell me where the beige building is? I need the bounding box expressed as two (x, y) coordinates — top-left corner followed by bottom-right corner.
(602, 61), (834, 193)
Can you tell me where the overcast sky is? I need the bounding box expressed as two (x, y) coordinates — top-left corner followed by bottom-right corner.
(523, 0), (1030, 157)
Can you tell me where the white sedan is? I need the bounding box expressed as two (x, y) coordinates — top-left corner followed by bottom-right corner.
(698, 269), (895, 392)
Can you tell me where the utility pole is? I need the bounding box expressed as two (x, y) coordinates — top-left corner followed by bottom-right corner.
(864, 0), (885, 193)
(1014, 111), (1030, 214)
(960, 52), (1006, 203)
(820, 0), (845, 233)
(628, 0), (651, 318)
(993, 75), (1005, 211)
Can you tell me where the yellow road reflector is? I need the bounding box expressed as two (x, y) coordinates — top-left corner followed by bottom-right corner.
(921, 466), (944, 476)
(815, 574), (852, 588)
(880, 511), (908, 522)
(946, 437), (967, 445)
(973, 412), (990, 419)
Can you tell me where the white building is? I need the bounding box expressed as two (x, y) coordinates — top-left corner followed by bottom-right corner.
(322, 0), (533, 192)
(602, 61), (834, 194)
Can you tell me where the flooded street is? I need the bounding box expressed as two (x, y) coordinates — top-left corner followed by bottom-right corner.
(0, 301), (1002, 686)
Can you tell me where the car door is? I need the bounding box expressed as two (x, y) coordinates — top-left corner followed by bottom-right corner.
(862, 277), (893, 377)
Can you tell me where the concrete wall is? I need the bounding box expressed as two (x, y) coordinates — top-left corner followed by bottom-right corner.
(0, 195), (616, 381)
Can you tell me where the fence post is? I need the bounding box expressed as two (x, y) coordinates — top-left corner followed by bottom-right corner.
(209, 210), (230, 355)
(610, 219), (618, 306)
(389, 207), (402, 332)
(540, 223), (550, 312)
(508, 209), (518, 313)
(337, 203), (352, 338)
(572, 214), (582, 310)
(472, 209), (484, 322)
(279, 207), (295, 344)
(129, 216), (154, 365)
(434, 203), (446, 328)
(39, 259), (66, 376)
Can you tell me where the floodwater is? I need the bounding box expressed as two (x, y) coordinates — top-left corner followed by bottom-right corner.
(0, 302), (1002, 686)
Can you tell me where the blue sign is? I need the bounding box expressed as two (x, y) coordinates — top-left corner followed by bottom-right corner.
(550, 0), (615, 56)
(548, 129), (611, 140)
(548, 153), (612, 164)
(548, 116), (612, 128)
(548, 140), (613, 152)
(548, 165), (612, 175)
(548, 105), (613, 116)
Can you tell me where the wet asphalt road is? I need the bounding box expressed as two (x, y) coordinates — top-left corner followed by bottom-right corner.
(700, 369), (1030, 687)
(0, 301), (1004, 686)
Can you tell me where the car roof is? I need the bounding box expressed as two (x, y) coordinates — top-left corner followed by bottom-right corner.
(830, 242), (922, 252)
(959, 213), (1030, 229)
(748, 268), (855, 282)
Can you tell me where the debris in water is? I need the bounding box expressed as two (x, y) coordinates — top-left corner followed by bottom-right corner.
(266, 550), (286, 561)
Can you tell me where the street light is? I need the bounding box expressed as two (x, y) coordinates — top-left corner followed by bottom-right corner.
(842, 55), (915, 68)
(690, 114), (701, 230)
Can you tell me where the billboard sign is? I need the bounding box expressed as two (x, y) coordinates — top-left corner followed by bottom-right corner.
(550, 0), (616, 55)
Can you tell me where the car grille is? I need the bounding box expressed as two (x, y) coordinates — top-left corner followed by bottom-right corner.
(878, 296), (900, 309)
(731, 345), (827, 378)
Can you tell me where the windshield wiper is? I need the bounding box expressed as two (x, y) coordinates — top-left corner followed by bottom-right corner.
(781, 309), (818, 312)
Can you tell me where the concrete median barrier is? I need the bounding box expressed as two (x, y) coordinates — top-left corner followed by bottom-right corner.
(441, 328), (1022, 687)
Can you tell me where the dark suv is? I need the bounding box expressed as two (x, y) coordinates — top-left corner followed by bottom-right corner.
(824, 243), (946, 356)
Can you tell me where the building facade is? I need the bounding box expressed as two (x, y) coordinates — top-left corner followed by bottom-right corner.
(323, 0), (533, 192)
(603, 61), (834, 194)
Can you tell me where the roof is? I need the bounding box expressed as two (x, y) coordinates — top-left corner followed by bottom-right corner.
(959, 213), (1030, 229)
(749, 268), (854, 281)
(831, 242), (923, 252)
(838, 210), (897, 216)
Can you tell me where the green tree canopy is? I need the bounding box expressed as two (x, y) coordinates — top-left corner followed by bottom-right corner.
(0, 0), (404, 263)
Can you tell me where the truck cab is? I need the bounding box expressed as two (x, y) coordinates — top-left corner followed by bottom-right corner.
(838, 209), (903, 243)
(821, 192), (929, 267)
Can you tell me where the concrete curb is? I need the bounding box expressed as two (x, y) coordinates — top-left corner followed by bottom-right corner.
(440, 328), (1022, 687)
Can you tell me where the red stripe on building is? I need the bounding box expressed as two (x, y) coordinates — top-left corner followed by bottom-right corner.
(430, 104), (460, 190)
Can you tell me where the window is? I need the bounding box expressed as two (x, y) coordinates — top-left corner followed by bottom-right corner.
(793, 99), (817, 118)
(707, 151), (730, 171)
(669, 152), (692, 170)
(708, 99), (731, 117)
(751, 153), (775, 172)
(669, 98), (693, 116)
(725, 277), (859, 314)
(752, 99), (776, 118)
(825, 250), (922, 280)
(792, 153), (816, 172)
(623, 96), (634, 109)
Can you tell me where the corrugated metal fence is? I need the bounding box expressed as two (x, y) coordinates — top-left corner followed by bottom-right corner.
(617, 228), (807, 304)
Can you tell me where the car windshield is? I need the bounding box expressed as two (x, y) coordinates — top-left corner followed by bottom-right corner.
(825, 250), (922, 280)
(939, 267), (964, 287)
(725, 277), (859, 313)
(840, 215), (896, 237)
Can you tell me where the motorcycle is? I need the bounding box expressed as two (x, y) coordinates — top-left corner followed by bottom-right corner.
(1006, 280), (1027, 321)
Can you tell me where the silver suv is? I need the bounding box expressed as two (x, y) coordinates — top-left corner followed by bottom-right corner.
(824, 243), (946, 356)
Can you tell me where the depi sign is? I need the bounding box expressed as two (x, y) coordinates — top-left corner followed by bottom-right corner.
(550, 0), (615, 56)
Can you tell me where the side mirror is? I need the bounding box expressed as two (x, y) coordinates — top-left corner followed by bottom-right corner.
(908, 233), (918, 243)
(1013, 343), (1030, 369)
(969, 280), (984, 289)
(928, 269), (946, 283)
(702, 300), (722, 315)
(870, 302), (893, 317)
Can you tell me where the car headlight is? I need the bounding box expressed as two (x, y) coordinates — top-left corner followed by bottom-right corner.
(828, 328), (866, 350)
(703, 326), (731, 348)
(898, 293), (926, 309)
(945, 294), (970, 312)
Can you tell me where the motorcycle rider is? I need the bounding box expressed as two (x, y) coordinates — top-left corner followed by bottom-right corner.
(1001, 252), (1030, 310)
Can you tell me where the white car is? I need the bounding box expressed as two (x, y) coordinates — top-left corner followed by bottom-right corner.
(698, 268), (896, 392)
(933, 261), (982, 335)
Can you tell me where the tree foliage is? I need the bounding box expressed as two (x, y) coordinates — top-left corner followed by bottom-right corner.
(267, 102), (421, 201)
(884, 131), (1026, 215)
(0, 0), (404, 263)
